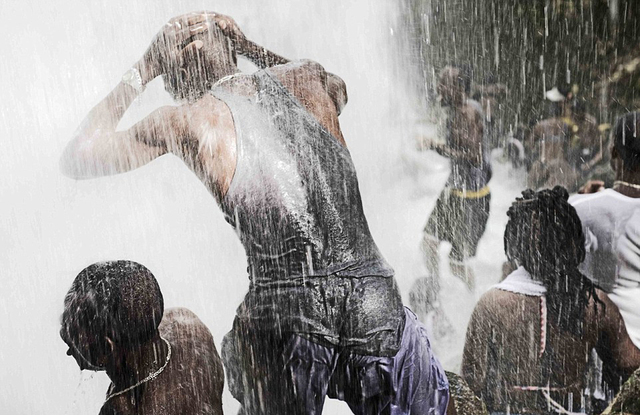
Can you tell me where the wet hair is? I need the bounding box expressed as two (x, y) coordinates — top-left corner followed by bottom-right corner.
(613, 111), (640, 171)
(61, 261), (164, 351)
(504, 186), (602, 334)
(162, 24), (236, 102)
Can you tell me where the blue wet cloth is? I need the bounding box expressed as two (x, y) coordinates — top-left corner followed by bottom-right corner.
(222, 307), (449, 414)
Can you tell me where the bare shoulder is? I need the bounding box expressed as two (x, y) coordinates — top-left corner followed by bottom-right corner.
(160, 307), (209, 331)
(477, 288), (513, 308)
(268, 59), (328, 80)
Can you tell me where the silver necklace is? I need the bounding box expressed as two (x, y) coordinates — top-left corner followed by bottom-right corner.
(104, 336), (172, 403)
(613, 180), (640, 190)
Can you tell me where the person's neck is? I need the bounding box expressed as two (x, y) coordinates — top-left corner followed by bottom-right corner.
(106, 335), (168, 389)
(613, 170), (640, 198)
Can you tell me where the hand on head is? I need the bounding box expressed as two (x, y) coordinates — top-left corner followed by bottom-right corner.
(140, 12), (246, 82)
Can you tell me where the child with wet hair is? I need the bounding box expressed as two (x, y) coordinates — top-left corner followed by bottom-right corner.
(462, 187), (640, 415)
(60, 260), (224, 415)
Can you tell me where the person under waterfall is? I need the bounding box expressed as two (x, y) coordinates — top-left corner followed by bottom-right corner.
(411, 65), (492, 339)
(461, 187), (640, 415)
(60, 12), (449, 415)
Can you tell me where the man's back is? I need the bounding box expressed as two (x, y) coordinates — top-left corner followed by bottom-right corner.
(101, 308), (224, 415)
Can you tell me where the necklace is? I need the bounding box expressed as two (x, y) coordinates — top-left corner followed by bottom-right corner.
(613, 180), (640, 190)
(104, 336), (172, 403)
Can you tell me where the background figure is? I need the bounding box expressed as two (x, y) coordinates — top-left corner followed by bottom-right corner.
(60, 260), (224, 415)
(412, 65), (491, 338)
(570, 111), (640, 351)
(461, 187), (640, 414)
(525, 92), (579, 193)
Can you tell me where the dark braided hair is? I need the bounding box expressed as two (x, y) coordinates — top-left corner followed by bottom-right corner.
(504, 186), (602, 335)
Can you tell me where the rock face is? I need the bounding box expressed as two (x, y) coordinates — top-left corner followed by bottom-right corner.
(603, 368), (640, 415)
(446, 371), (489, 415)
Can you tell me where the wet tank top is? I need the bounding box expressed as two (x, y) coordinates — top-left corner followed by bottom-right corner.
(211, 69), (404, 353)
(214, 70), (394, 282)
(445, 99), (492, 191)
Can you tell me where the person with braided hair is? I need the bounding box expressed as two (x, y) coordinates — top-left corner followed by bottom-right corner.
(461, 187), (640, 415)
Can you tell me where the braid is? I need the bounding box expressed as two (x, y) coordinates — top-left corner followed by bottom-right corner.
(504, 186), (603, 335)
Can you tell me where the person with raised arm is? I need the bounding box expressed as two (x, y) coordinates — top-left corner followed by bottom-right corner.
(61, 12), (449, 415)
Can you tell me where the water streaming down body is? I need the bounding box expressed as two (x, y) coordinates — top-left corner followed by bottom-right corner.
(1, 0), (529, 413)
(213, 70), (405, 355)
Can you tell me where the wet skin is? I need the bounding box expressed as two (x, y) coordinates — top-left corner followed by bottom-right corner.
(61, 12), (348, 205)
(461, 288), (640, 413)
(62, 308), (224, 415)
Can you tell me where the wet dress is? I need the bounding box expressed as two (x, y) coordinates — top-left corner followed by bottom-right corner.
(213, 67), (449, 414)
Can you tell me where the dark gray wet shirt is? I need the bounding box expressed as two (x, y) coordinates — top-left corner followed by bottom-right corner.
(213, 69), (404, 355)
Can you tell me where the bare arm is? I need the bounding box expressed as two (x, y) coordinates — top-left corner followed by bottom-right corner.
(593, 290), (640, 377)
(212, 13), (289, 69)
(61, 79), (173, 179)
(214, 14), (347, 115)
(240, 39), (290, 69)
(61, 14), (211, 179)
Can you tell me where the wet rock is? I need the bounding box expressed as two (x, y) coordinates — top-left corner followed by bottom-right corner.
(446, 371), (489, 415)
(602, 367), (640, 415)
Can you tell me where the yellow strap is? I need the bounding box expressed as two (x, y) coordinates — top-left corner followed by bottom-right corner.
(598, 123), (611, 132)
(450, 186), (491, 199)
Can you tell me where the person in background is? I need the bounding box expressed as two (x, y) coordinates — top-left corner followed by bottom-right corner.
(411, 65), (492, 339)
(60, 260), (224, 415)
(525, 89), (579, 192)
(570, 111), (640, 351)
(462, 187), (640, 415)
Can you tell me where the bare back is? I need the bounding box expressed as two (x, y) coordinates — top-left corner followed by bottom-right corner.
(165, 60), (347, 201)
(462, 288), (640, 413)
(101, 308), (224, 415)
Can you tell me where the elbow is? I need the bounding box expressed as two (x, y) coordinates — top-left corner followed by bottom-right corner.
(59, 145), (84, 179)
(59, 142), (102, 180)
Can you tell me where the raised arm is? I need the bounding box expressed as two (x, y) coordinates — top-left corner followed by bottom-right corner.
(61, 15), (208, 179)
(211, 13), (289, 70)
(214, 13), (347, 115)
